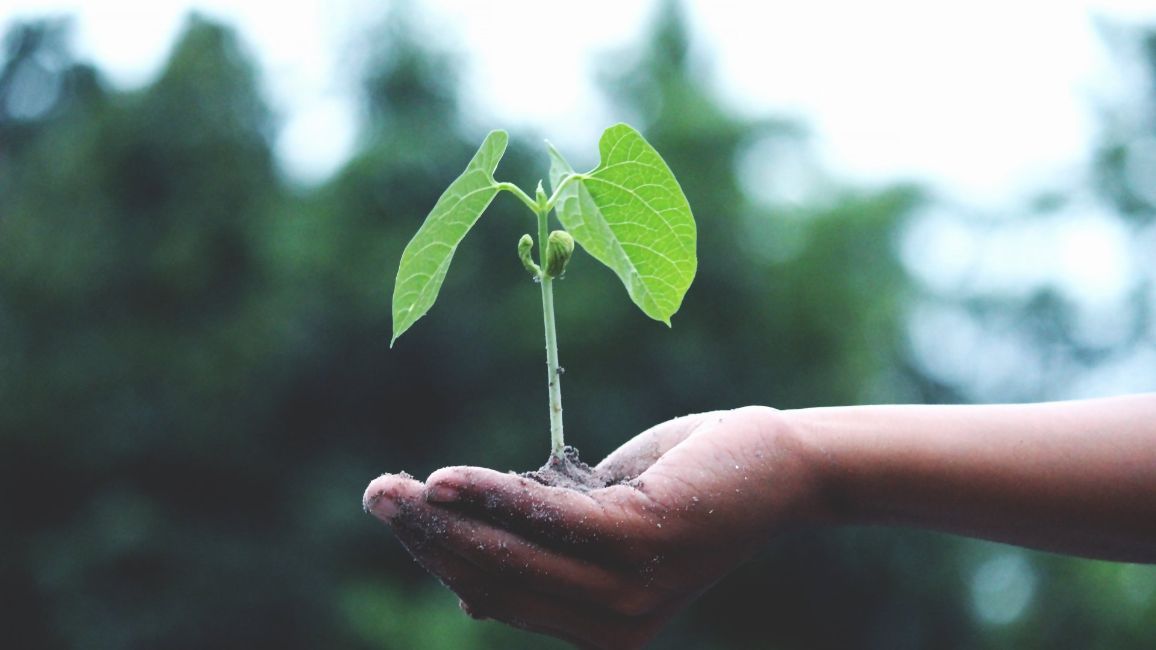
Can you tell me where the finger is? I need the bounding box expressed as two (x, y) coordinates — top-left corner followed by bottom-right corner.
(363, 472), (425, 522)
(424, 466), (654, 553)
(370, 476), (669, 613)
(404, 499), (657, 609)
(595, 411), (729, 481)
(391, 520), (666, 650)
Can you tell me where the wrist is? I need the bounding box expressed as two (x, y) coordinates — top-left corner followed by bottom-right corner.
(729, 406), (841, 531)
(777, 407), (854, 527)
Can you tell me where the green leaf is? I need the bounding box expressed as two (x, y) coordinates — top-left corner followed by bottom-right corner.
(549, 124), (696, 325)
(391, 130), (508, 345)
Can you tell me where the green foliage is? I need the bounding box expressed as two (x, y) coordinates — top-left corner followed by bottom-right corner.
(392, 122), (697, 343)
(390, 122), (697, 455)
(2, 3), (1154, 649)
(391, 130), (508, 344)
(549, 124), (697, 324)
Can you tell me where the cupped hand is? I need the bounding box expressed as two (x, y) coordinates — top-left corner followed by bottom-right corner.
(363, 406), (823, 650)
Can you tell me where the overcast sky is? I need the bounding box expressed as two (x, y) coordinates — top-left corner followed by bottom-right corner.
(4, 0), (1156, 199)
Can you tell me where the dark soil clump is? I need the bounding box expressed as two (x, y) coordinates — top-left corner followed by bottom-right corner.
(520, 445), (620, 492)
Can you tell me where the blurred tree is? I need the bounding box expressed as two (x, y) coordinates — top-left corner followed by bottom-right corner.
(2, 3), (1152, 649)
(0, 15), (309, 649)
(903, 25), (1156, 407)
(1096, 29), (1156, 224)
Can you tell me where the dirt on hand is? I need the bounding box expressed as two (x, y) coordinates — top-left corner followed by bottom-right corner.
(520, 445), (623, 492)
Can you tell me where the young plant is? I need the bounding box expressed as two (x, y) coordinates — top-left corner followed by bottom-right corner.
(391, 124), (696, 461)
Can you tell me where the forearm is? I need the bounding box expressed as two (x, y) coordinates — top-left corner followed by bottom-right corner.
(785, 395), (1156, 563)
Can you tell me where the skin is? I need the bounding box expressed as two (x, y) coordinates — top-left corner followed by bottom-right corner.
(363, 394), (1156, 649)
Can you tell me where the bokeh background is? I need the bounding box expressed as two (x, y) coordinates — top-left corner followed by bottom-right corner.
(2, 1), (1155, 648)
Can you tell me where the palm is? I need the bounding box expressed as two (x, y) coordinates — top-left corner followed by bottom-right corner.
(363, 407), (808, 649)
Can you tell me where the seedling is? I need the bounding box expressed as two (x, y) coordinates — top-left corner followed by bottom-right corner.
(391, 124), (696, 462)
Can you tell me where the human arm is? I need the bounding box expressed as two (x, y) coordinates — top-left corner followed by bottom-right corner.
(363, 395), (1156, 648)
(793, 393), (1156, 562)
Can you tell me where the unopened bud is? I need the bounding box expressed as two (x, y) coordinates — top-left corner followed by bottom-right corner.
(535, 180), (548, 209)
(544, 230), (575, 278)
(517, 234), (540, 277)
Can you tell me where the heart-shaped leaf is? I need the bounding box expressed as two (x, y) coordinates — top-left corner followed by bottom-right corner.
(549, 124), (696, 325)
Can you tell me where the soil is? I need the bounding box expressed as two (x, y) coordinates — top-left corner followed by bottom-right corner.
(519, 445), (623, 492)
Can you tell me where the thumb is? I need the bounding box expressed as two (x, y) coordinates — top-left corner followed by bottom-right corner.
(596, 411), (728, 482)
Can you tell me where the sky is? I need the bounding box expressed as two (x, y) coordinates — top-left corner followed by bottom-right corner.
(4, 0), (1156, 199)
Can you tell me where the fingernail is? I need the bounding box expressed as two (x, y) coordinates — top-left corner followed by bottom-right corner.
(364, 490), (400, 520)
(426, 484), (460, 503)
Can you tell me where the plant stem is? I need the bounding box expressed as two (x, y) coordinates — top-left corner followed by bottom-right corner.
(537, 206), (565, 459)
(542, 173), (586, 213)
(496, 182), (539, 213)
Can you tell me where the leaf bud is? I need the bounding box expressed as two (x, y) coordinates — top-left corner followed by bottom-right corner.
(517, 234), (541, 277)
(544, 230), (575, 278)
(535, 180), (548, 209)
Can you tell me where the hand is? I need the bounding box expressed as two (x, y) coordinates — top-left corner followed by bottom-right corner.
(363, 407), (824, 649)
